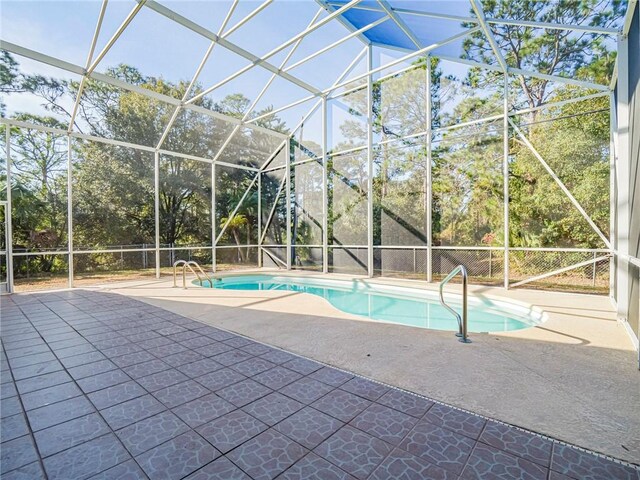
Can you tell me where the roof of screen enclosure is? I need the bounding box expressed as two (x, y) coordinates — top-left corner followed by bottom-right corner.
(0, 0), (634, 170)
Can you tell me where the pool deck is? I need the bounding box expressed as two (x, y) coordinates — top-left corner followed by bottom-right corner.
(1, 273), (639, 479)
(102, 271), (640, 465)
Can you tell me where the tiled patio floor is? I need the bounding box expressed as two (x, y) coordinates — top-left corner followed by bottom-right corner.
(1, 291), (638, 480)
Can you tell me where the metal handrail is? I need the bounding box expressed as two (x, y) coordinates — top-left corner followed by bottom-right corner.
(172, 260), (188, 288)
(438, 265), (471, 343)
(182, 261), (213, 289)
(173, 260), (214, 289)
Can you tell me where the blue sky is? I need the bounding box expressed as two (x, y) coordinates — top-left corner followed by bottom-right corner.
(1, 0), (618, 136)
(2, 1), (378, 127)
(0, 1), (484, 130)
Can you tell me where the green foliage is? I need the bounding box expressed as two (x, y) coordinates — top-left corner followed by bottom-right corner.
(2, 54), (288, 275)
(1, 0), (620, 285)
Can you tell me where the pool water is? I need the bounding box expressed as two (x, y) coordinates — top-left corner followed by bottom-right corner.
(201, 275), (544, 333)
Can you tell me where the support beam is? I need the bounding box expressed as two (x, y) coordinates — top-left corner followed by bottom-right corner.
(503, 75), (510, 288)
(67, 136), (74, 288)
(0, 118), (260, 173)
(260, 46), (366, 173)
(215, 174), (259, 244)
(140, 0), (323, 95)
(376, 0), (422, 49)
(212, 163), (216, 273)
(286, 138), (292, 270)
(322, 96), (329, 274)
(426, 56), (432, 283)
(509, 66), (609, 92)
(615, 32), (631, 325)
(283, 17), (388, 73)
(325, 27), (480, 94)
(210, 9), (324, 166)
(486, 17), (618, 35)
(609, 92), (617, 297)
(510, 119), (611, 249)
(326, 2), (477, 23)
(5, 126), (14, 293)
(366, 45), (374, 278)
(0, 41), (288, 140)
(469, 0), (508, 73)
(262, 0), (363, 61)
(246, 95), (316, 124)
(154, 151), (160, 278)
(258, 173), (262, 268)
(87, 1), (146, 74)
(512, 255), (611, 288)
(156, 0), (239, 151)
(327, 1), (618, 34)
(68, 0), (108, 133)
(259, 174), (287, 244)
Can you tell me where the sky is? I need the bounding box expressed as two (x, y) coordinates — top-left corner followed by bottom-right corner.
(0, 0), (621, 137)
(0, 0), (480, 131)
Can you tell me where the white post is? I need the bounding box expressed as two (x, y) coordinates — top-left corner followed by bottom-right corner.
(212, 163), (217, 273)
(426, 55), (433, 283)
(286, 138), (292, 270)
(154, 151), (160, 278)
(258, 172), (262, 268)
(367, 45), (374, 278)
(609, 91), (617, 297)
(322, 96), (329, 274)
(5, 127), (13, 293)
(503, 74), (510, 288)
(615, 33), (630, 322)
(67, 136), (74, 288)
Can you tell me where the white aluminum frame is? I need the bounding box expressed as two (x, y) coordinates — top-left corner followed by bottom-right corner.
(1, 0), (626, 294)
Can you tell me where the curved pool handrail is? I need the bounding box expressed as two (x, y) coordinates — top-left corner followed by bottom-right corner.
(172, 260), (188, 288)
(182, 261), (213, 289)
(439, 265), (471, 343)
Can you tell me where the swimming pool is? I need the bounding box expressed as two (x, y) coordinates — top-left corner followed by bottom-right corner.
(200, 274), (545, 333)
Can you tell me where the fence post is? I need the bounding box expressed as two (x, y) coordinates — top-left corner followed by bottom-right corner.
(489, 249), (493, 278)
(413, 248), (416, 274)
(592, 251), (597, 287)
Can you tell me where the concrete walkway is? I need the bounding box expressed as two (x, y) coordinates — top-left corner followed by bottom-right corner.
(101, 273), (640, 466)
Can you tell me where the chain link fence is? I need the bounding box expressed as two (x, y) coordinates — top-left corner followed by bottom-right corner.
(293, 246), (323, 271)
(329, 246), (368, 275)
(8, 241), (611, 295)
(509, 250), (610, 293)
(372, 248), (504, 285)
(370, 247), (607, 293)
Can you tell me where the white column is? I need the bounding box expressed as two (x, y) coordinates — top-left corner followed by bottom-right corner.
(367, 45), (374, 278)
(503, 74), (510, 288)
(67, 136), (74, 288)
(154, 151), (160, 278)
(5, 127), (13, 293)
(286, 138), (292, 270)
(322, 96), (329, 274)
(609, 92), (617, 297)
(257, 172), (262, 268)
(615, 33), (630, 321)
(426, 56), (433, 283)
(212, 163), (217, 273)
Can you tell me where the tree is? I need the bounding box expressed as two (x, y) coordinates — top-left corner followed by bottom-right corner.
(463, 0), (624, 110)
(3, 54), (288, 274)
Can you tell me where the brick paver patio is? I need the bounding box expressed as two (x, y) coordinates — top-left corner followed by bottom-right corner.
(1, 290), (638, 479)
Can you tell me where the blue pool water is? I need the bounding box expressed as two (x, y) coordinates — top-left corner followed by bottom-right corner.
(200, 275), (544, 333)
